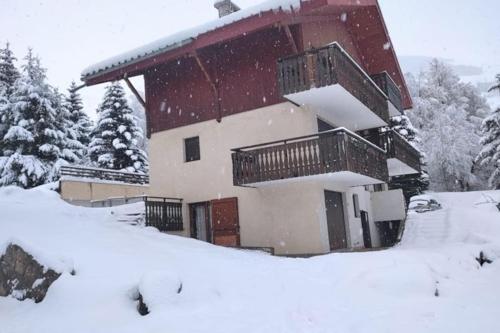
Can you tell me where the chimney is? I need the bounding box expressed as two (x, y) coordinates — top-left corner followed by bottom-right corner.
(214, 0), (241, 18)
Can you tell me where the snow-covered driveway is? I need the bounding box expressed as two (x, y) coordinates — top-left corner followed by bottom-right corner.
(0, 186), (499, 333)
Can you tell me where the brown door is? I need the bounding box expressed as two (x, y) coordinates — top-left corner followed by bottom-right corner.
(324, 191), (347, 250)
(211, 197), (240, 247)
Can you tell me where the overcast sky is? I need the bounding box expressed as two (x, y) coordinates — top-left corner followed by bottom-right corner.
(1, 0), (499, 118)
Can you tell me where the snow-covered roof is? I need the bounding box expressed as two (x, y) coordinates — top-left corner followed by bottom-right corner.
(81, 0), (302, 80)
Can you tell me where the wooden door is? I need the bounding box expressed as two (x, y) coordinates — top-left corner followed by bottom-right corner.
(324, 191), (347, 250)
(211, 197), (240, 247)
(360, 210), (372, 248)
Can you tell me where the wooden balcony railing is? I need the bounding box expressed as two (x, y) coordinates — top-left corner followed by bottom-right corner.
(379, 130), (421, 173)
(144, 197), (183, 232)
(371, 72), (403, 113)
(60, 165), (149, 185)
(231, 128), (388, 186)
(277, 43), (390, 123)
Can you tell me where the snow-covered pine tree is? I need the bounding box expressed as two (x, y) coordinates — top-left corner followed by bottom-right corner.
(0, 49), (65, 188)
(49, 86), (83, 179)
(0, 42), (20, 96)
(89, 82), (148, 173)
(476, 75), (500, 189)
(0, 43), (21, 157)
(388, 113), (429, 202)
(489, 74), (500, 93)
(406, 60), (482, 191)
(128, 92), (148, 151)
(63, 82), (93, 163)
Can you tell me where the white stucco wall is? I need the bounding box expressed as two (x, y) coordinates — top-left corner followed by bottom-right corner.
(371, 189), (406, 222)
(147, 101), (396, 254)
(149, 102), (332, 254)
(60, 180), (149, 206)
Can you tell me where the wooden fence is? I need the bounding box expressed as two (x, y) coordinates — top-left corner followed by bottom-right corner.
(60, 166), (149, 185)
(144, 197), (183, 232)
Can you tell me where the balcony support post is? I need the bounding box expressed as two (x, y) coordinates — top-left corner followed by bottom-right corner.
(283, 25), (298, 54)
(192, 51), (222, 123)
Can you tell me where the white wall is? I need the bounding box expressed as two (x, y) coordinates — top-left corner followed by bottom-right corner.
(148, 102), (333, 254)
(147, 101), (399, 254)
(371, 189), (406, 222)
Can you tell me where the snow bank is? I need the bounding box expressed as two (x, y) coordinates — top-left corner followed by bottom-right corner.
(0, 187), (499, 333)
(137, 271), (183, 312)
(0, 238), (73, 274)
(82, 0), (301, 78)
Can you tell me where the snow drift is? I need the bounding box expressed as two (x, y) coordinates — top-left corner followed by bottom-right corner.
(0, 185), (499, 333)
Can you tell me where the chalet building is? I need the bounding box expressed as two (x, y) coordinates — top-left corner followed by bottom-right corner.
(75, 0), (421, 255)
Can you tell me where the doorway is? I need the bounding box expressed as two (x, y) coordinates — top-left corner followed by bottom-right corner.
(324, 191), (348, 250)
(189, 202), (211, 243)
(360, 210), (372, 248)
(211, 197), (240, 247)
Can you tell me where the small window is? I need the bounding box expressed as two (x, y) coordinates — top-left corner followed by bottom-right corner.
(373, 184), (384, 192)
(317, 118), (335, 132)
(184, 136), (200, 162)
(353, 194), (360, 218)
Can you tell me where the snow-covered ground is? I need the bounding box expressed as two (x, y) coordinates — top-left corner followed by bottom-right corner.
(0, 185), (499, 333)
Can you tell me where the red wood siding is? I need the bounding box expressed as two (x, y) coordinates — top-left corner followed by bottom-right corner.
(145, 27), (296, 134)
(300, 15), (363, 66)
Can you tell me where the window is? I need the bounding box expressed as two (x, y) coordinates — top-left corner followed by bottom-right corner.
(184, 136), (200, 162)
(317, 118), (335, 132)
(373, 184), (384, 192)
(352, 194), (360, 218)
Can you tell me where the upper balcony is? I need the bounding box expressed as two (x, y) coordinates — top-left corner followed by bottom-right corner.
(379, 130), (421, 176)
(277, 43), (390, 131)
(371, 72), (403, 117)
(231, 128), (388, 187)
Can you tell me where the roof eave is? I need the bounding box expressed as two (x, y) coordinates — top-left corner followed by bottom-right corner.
(82, 6), (305, 86)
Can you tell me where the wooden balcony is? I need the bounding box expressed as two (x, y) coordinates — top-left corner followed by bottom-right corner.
(371, 72), (403, 116)
(379, 130), (421, 176)
(277, 43), (390, 131)
(231, 128), (388, 187)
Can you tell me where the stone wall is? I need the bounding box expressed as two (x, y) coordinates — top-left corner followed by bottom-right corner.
(0, 244), (61, 303)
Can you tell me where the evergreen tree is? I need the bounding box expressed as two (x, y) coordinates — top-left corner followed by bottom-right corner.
(0, 49), (65, 188)
(89, 82), (148, 173)
(50, 87), (82, 177)
(0, 42), (20, 96)
(489, 74), (500, 93)
(476, 75), (500, 189)
(406, 60), (483, 191)
(0, 43), (21, 157)
(388, 114), (429, 202)
(128, 93), (148, 151)
(63, 82), (93, 162)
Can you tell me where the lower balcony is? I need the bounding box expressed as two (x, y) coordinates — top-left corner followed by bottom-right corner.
(379, 130), (421, 176)
(231, 128), (388, 187)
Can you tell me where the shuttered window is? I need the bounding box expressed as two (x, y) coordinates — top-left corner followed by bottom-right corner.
(184, 136), (200, 162)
